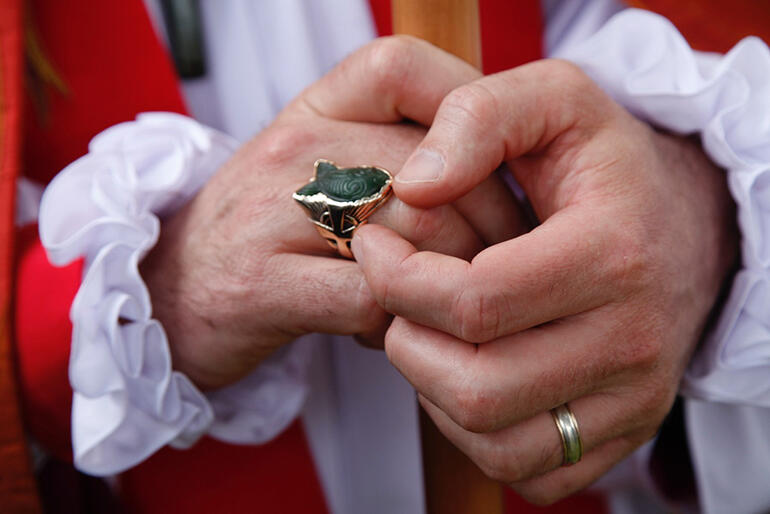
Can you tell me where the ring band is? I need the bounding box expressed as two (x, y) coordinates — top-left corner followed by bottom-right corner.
(294, 159), (393, 259)
(550, 404), (583, 466)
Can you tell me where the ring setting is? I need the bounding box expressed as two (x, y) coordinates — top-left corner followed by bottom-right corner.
(550, 403), (583, 466)
(293, 159), (393, 258)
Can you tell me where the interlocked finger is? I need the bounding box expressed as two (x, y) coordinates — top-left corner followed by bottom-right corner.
(418, 394), (619, 485)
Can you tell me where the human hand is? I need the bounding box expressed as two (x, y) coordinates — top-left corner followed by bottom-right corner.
(140, 37), (526, 391)
(352, 58), (737, 502)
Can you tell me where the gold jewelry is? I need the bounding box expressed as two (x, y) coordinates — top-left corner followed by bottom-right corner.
(293, 159), (393, 258)
(550, 403), (583, 466)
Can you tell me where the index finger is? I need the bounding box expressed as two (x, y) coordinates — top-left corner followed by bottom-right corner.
(351, 207), (629, 343)
(383, 315), (613, 433)
(292, 35), (481, 125)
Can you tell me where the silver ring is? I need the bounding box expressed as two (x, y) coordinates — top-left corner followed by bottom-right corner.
(550, 404), (583, 466)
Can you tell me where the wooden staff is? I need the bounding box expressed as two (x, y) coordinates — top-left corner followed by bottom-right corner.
(392, 0), (481, 68)
(391, 2), (503, 513)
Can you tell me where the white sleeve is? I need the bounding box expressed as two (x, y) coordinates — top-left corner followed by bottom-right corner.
(557, 8), (770, 409)
(555, 10), (770, 513)
(39, 112), (314, 475)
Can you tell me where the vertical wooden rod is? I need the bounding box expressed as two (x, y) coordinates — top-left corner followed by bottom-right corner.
(392, 0), (482, 69)
(392, 2), (503, 513)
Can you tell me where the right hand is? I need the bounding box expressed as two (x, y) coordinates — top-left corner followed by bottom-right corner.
(140, 36), (528, 390)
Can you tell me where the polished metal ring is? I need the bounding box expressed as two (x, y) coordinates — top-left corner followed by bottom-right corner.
(550, 403), (583, 466)
(293, 159), (393, 259)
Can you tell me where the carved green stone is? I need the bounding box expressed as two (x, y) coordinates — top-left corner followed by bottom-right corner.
(293, 159), (393, 259)
(295, 160), (391, 202)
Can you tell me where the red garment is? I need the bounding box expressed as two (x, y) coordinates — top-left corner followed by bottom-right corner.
(17, 0), (326, 512)
(0, 0), (43, 511)
(628, 0), (770, 53)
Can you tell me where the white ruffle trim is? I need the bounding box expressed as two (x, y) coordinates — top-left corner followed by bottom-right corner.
(39, 113), (312, 475)
(560, 10), (770, 406)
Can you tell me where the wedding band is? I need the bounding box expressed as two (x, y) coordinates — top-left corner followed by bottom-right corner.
(293, 159), (393, 259)
(550, 404), (583, 466)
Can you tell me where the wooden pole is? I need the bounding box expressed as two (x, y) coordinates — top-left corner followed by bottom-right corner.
(392, 0), (482, 69)
(392, 2), (503, 513)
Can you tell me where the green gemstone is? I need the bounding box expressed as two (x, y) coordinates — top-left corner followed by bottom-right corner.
(297, 160), (390, 202)
(295, 181), (321, 197)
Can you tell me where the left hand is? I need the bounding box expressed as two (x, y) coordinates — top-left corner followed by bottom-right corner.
(351, 58), (737, 503)
(140, 36), (526, 390)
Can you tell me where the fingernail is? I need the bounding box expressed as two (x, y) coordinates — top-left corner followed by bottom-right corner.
(351, 233), (364, 265)
(396, 149), (444, 184)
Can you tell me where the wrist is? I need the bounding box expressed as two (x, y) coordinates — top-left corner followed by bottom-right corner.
(140, 200), (225, 390)
(38, 113), (238, 473)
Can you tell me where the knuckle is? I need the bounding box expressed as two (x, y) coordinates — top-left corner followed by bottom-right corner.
(380, 252), (424, 313)
(410, 206), (441, 243)
(439, 82), (499, 132)
(478, 456), (514, 484)
(630, 335), (664, 370)
(511, 471), (579, 506)
(615, 306), (667, 372)
(365, 35), (420, 91)
(397, 202), (442, 245)
(379, 277), (394, 313)
(533, 59), (609, 123)
(639, 380), (675, 423)
(536, 59), (596, 99)
(450, 381), (500, 433)
(477, 448), (529, 484)
(354, 274), (387, 330)
(603, 224), (655, 297)
(639, 421), (664, 445)
(514, 483), (564, 507)
(379, 257), (411, 313)
(384, 317), (416, 368)
(544, 59), (591, 86)
(455, 286), (500, 343)
(383, 317), (406, 363)
(257, 124), (318, 168)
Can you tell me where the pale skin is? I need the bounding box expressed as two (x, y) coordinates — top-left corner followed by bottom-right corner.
(140, 37), (525, 391)
(349, 38), (737, 502)
(143, 36), (737, 504)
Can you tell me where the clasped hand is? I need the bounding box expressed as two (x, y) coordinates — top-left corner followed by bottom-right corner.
(143, 36), (736, 503)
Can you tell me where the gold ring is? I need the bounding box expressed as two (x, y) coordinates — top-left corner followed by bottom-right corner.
(293, 159), (393, 258)
(550, 403), (583, 466)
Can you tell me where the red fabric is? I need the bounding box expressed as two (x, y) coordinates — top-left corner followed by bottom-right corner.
(629, 0), (770, 53)
(478, 0), (543, 74)
(14, 224), (81, 462)
(119, 427), (327, 514)
(17, 0), (188, 462)
(23, 0), (187, 184)
(1, 0), (45, 510)
(368, 0), (393, 39)
(18, 1), (327, 513)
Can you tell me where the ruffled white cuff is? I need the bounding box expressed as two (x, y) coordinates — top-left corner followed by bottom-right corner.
(558, 10), (770, 407)
(39, 113), (313, 475)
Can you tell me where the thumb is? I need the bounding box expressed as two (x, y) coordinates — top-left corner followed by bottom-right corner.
(393, 59), (610, 208)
